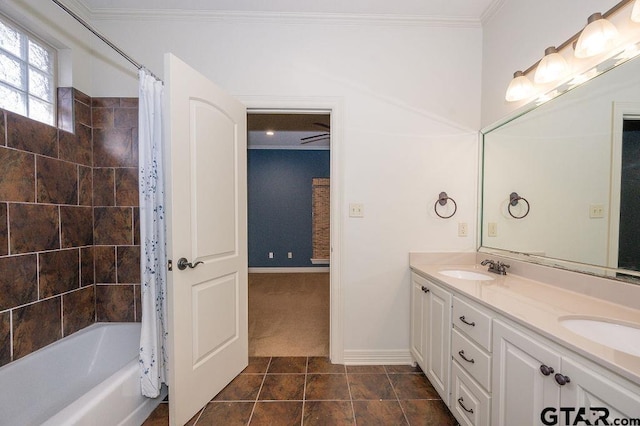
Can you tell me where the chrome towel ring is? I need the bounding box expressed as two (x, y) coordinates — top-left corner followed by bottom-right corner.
(508, 192), (530, 219)
(434, 192), (457, 219)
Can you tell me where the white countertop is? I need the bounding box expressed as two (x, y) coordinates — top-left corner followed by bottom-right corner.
(410, 262), (640, 385)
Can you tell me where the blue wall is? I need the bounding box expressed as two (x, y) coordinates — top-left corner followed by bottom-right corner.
(248, 149), (330, 268)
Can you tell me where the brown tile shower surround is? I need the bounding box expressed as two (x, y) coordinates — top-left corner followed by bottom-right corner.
(143, 357), (457, 425)
(0, 89), (141, 368)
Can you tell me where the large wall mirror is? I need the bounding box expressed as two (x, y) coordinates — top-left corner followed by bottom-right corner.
(481, 51), (640, 283)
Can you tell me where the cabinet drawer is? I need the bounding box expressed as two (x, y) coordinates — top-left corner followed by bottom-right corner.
(451, 360), (491, 426)
(453, 296), (492, 351)
(452, 328), (491, 391)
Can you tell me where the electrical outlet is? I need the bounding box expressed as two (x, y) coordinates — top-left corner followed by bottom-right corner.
(488, 222), (498, 237)
(268, 252), (274, 259)
(288, 252), (293, 259)
(458, 222), (468, 237)
(349, 203), (364, 218)
(589, 204), (605, 219)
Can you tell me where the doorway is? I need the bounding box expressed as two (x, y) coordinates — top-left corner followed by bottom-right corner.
(246, 112), (331, 357)
(618, 118), (640, 272)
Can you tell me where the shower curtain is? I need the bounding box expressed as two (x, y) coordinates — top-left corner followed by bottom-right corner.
(138, 68), (168, 398)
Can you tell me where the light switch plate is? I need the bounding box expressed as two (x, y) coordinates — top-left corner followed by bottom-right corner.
(589, 204), (605, 219)
(349, 203), (364, 218)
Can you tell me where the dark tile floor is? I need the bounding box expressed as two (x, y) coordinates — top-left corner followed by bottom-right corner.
(143, 357), (457, 425)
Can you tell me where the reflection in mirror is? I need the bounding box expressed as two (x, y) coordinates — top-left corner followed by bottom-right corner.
(481, 51), (640, 282)
(619, 119), (640, 272)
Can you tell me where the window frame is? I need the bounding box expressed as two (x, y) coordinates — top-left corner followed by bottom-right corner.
(0, 13), (57, 126)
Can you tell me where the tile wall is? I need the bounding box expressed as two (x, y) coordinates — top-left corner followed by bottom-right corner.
(0, 88), (140, 368)
(91, 96), (141, 323)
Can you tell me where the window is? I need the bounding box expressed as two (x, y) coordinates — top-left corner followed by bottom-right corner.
(0, 15), (56, 125)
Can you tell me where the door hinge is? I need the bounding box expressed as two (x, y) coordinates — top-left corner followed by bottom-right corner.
(168, 259), (173, 271)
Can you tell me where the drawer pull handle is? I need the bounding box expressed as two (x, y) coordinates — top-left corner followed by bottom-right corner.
(539, 364), (555, 376)
(459, 316), (476, 327)
(458, 397), (474, 414)
(421, 285), (430, 293)
(458, 350), (475, 364)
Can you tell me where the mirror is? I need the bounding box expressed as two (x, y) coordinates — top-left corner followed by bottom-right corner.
(481, 50), (640, 282)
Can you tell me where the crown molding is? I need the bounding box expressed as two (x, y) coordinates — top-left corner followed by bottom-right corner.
(480, 0), (506, 24)
(89, 8), (481, 28)
(57, 0), (93, 22)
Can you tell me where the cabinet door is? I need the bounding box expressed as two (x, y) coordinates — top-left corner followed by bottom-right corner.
(410, 273), (426, 369)
(560, 357), (640, 422)
(424, 280), (452, 406)
(492, 320), (561, 426)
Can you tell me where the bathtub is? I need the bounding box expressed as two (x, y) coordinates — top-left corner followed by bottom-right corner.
(0, 322), (167, 426)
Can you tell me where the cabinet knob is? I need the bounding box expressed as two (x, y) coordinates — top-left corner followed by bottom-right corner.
(421, 285), (430, 293)
(539, 365), (555, 376)
(554, 373), (571, 386)
(459, 316), (476, 327)
(457, 397), (474, 414)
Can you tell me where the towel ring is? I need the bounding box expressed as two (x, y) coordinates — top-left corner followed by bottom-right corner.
(434, 192), (457, 219)
(508, 192), (530, 219)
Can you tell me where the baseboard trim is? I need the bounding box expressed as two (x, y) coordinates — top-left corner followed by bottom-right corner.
(248, 267), (330, 273)
(342, 349), (414, 365)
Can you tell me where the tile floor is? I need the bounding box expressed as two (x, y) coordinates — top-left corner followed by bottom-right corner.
(143, 356), (458, 425)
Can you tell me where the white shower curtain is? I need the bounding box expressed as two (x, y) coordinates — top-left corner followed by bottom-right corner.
(138, 68), (168, 398)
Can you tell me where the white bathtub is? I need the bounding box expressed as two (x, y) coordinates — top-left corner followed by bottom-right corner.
(0, 322), (167, 426)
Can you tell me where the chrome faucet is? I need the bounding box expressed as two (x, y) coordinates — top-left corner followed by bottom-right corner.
(481, 259), (510, 275)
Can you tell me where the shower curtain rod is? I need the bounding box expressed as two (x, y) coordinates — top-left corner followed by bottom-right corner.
(50, 0), (162, 82)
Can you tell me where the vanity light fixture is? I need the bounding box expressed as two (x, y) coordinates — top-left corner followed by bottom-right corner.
(574, 13), (619, 58)
(505, 71), (534, 102)
(534, 46), (569, 83)
(265, 130), (275, 136)
(505, 0), (636, 102)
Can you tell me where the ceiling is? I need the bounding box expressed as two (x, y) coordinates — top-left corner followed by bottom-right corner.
(75, 0), (500, 20)
(248, 113), (330, 150)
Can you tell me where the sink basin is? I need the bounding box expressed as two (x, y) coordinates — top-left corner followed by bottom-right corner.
(560, 318), (640, 357)
(438, 270), (494, 281)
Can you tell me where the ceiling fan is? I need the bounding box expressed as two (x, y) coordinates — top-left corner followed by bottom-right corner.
(300, 122), (330, 144)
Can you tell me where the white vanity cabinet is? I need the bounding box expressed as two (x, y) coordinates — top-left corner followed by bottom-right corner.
(560, 357), (640, 420)
(450, 296), (493, 426)
(410, 272), (452, 405)
(492, 319), (640, 426)
(492, 319), (562, 425)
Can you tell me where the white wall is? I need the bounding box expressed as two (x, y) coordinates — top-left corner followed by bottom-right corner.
(104, 14), (482, 354)
(0, 0), (126, 96)
(2, 6), (483, 355)
(481, 0), (620, 127)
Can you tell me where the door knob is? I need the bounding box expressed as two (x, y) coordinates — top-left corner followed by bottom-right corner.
(177, 257), (203, 270)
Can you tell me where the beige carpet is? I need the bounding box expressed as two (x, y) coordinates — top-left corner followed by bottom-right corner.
(248, 273), (329, 357)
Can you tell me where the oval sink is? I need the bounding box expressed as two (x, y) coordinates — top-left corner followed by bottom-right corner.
(560, 318), (640, 357)
(438, 270), (494, 281)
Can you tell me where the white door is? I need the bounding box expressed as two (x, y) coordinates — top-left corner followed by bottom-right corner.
(164, 53), (248, 425)
(561, 357), (640, 422)
(410, 273), (426, 368)
(492, 320), (561, 426)
(423, 280), (452, 406)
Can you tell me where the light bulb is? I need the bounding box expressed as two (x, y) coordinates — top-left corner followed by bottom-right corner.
(574, 13), (618, 58)
(505, 71), (534, 102)
(534, 46), (569, 83)
(632, 0), (640, 23)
